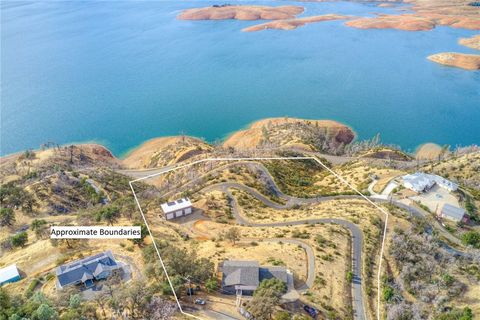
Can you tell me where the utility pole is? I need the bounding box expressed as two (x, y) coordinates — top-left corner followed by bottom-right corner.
(186, 276), (193, 303)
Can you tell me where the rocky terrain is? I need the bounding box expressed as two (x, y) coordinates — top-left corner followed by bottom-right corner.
(460, 34), (480, 50)
(177, 5), (304, 21)
(122, 136), (212, 169)
(242, 14), (350, 32)
(427, 52), (480, 70)
(222, 117), (355, 151)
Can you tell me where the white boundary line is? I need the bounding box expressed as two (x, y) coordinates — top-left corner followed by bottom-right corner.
(129, 157), (389, 320)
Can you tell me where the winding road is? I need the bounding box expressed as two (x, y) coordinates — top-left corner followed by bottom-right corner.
(205, 182), (366, 320)
(124, 157), (466, 320)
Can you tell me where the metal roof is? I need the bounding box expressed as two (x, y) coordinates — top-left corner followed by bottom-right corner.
(440, 203), (466, 221)
(402, 173), (458, 192)
(161, 198), (192, 213)
(0, 264), (20, 284)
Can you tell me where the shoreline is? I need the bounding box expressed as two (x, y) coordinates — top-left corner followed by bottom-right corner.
(0, 117), (470, 161)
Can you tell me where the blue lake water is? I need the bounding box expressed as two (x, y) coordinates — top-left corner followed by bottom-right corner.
(1, 0), (479, 157)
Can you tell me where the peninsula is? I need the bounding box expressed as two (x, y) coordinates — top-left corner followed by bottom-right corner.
(242, 14), (351, 32)
(427, 52), (480, 70)
(177, 5), (304, 21)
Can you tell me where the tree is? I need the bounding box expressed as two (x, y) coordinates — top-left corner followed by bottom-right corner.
(120, 281), (151, 319)
(11, 232), (28, 247)
(256, 278), (287, 295)
(461, 231), (480, 248)
(225, 227), (241, 245)
(0, 207), (15, 226)
(129, 223), (148, 246)
(96, 206), (120, 225)
(205, 278), (218, 293)
(0, 288), (12, 319)
(31, 219), (48, 239)
(161, 275), (184, 297)
(68, 294), (81, 309)
(248, 288), (281, 320)
(32, 304), (58, 320)
(248, 279), (287, 320)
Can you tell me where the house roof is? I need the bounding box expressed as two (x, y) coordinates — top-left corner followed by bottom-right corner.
(222, 261), (289, 290)
(402, 173), (435, 191)
(56, 251), (118, 288)
(222, 261), (260, 288)
(440, 203), (466, 221)
(260, 266), (288, 283)
(161, 198), (192, 214)
(402, 173), (458, 192)
(0, 264), (20, 284)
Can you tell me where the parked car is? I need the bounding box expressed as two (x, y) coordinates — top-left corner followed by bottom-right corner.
(194, 298), (206, 305)
(303, 305), (319, 318)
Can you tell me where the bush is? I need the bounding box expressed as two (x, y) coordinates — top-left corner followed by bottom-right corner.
(11, 232), (28, 247)
(346, 271), (353, 283)
(461, 231), (480, 248)
(205, 278), (218, 293)
(382, 285), (394, 302)
(0, 207), (15, 226)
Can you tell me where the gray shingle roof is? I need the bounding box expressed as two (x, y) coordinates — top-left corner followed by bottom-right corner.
(260, 266), (288, 283)
(222, 261), (288, 290)
(222, 261), (260, 287)
(56, 251), (118, 288)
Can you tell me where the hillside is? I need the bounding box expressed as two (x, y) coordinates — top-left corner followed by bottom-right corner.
(122, 136), (213, 169)
(223, 117), (355, 152)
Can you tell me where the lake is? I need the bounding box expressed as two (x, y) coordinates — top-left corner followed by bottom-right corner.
(1, 0), (479, 156)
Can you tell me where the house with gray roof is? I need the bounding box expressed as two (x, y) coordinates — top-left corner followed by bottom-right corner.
(220, 260), (289, 296)
(56, 250), (122, 290)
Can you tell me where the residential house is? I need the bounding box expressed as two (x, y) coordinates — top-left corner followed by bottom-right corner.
(56, 250), (122, 290)
(220, 260), (289, 296)
(161, 198), (193, 220)
(402, 173), (458, 193)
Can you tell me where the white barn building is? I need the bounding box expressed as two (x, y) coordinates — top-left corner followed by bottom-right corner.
(161, 198), (193, 220)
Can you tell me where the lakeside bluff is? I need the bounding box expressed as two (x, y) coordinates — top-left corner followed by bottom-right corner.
(427, 53), (480, 70)
(242, 14), (351, 32)
(177, 5), (304, 21)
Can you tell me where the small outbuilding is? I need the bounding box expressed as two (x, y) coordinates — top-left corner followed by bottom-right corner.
(438, 203), (468, 223)
(161, 198), (193, 220)
(0, 264), (21, 286)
